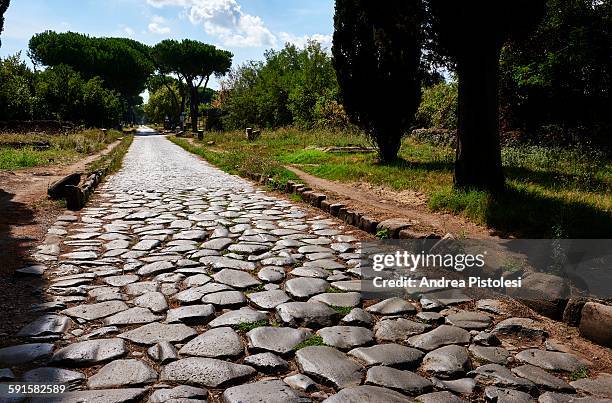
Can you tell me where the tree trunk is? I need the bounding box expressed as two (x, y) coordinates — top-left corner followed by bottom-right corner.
(454, 43), (505, 192)
(377, 131), (402, 163)
(189, 83), (199, 132)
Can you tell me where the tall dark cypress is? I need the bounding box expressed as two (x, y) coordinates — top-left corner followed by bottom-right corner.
(333, 0), (423, 162)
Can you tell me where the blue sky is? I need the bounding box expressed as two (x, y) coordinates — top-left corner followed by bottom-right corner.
(1, 0), (335, 89)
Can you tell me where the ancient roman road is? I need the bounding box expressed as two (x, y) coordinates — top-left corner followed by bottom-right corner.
(1, 130), (607, 402)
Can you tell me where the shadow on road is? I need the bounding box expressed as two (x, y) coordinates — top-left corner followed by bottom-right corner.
(0, 189), (44, 347)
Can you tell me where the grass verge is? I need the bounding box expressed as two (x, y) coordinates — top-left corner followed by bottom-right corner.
(0, 129), (123, 170)
(169, 128), (611, 238)
(88, 134), (133, 175)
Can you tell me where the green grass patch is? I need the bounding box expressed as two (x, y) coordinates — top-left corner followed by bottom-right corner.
(0, 129), (123, 170)
(289, 193), (303, 203)
(233, 320), (269, 333)
(169, 128), (611, 238)
(375, 228), (391, 239)
(331, 306), (353, 315)
(326, 287), (343, 293)
(294, 335), (326, 350)
(569, 367), (589, 381)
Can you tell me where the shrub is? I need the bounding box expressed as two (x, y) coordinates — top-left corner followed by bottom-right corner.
(220, 42), (340, 130)
(416, 81), (458, 130)
(0, 53), (35, 120)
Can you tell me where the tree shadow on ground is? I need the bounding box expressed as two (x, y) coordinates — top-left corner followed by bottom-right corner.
(375, 157), (454, 172)
(0, 189), (44, 348)
(486, 186), (612, 238)
(505, 166), (609, 192)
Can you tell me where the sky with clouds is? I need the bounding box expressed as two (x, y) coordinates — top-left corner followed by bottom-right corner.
(1, 0), (335, 88)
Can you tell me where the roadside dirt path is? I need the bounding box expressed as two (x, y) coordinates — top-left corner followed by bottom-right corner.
(0, 140), (121, 339)
(286, 166), (494, 239)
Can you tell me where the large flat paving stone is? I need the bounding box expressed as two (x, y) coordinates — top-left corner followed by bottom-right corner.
(285, 278), (329, 299)
(17, 314), (72, 338)
(492, 318), (547, 339)
(51, 339), (127, 366)
(61, 301), (129, 321)
(366, 297), (416, 315)
(422, 345), (471, 378)
(248, 290), (291, 309)
(87, 359), (157, 388)
(247, 327), (312, 354)
(323, 385), (412, 403)
(138, 261), (174, 276)
(243, 352), (288, 373)
(310, 292), (361, 308)
(23, 367), (85, 387)
(208, 307), (267, 328)
(179, 327), (243, 358)
(103, 307), (163, 325)
(0, 343), (54, 366)
(201, 290), (247, 306)
(29, 388), (147, 403)
(317, 326), (374, 351)
(118, 322), (197, 345)
(276, 301), (337, 327)
(469, 364), (535, 392)
(149, 385), (208, 403)
(484, 387), (534, 403)
(365, 366), (432, 395)
(570, 373), (612, 398)
(374, 318), (428, 342)
(407, 325), (471, 351)
(134, 291), (169, 313)
(222, 380), (305, 403)
(515, 349), (591, 372)
(160, 357), (256, 387)
(348, 343), (424, 369)
(213, 269), (261, 289)
(166, 304), (215, 325)
(416, 391), (466, 403)
(511, 364), (574, 392)
(295, 346), (363, 389)
(469, 344), (511, 365)
(445, 311), (491, 330)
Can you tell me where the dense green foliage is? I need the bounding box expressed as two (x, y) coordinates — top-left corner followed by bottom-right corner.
(0, 54), (34, 120)
(333, 0), (423, 162)
(145, 83), (181, 124)
(0, 0), (9, 49)
(29, 31), (154, 102)
(219, 42), (342, 130)
(0, 53), (122, 126)
(416, 81), (458, 130)
(499, 0), (611, 145)
(152, 39), (232, 130)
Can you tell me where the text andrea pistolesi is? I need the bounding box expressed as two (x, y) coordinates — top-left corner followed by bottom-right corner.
(370, 250), (522, 289)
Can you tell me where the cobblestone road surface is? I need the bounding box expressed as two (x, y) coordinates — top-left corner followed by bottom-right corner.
(1, 131), (610, 402)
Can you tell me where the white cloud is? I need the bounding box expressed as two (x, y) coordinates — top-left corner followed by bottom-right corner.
(148, 15), (172, 34)
(123, 26), (136, 36)
(278, 32), (332, 49)
(146, 0), (276, 47)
